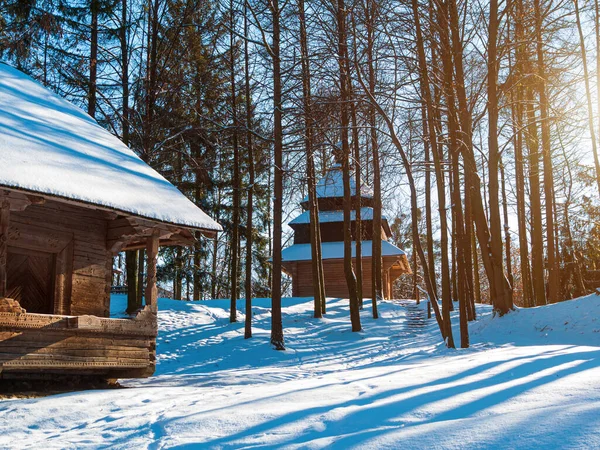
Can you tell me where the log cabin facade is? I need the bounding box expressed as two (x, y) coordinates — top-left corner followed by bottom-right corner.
(0, 63), (221, 379)
(281, 162), (411, 299)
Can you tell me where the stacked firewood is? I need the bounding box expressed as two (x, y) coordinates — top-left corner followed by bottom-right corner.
(0, 297), (26, 313)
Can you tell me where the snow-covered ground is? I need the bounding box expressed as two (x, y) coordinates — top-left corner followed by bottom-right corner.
(1, 294), (600, 449)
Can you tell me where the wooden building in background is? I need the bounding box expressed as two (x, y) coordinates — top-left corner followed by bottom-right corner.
(0, 63), (221, 379)
(281, 162), (411, 299)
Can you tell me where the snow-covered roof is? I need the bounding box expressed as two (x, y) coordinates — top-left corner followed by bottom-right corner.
(302, 165), (373, 203)
(0, 63), (221, 232)
(289, 207), (386, 226)
(281, 240), (405, 262)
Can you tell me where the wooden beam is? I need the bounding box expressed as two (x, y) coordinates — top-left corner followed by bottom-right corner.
(145, 230), (159, 311)
(2, 187), (217, 238)
(106, 216), (192, 254)
(0, 190), (30, 212)
(25, 195), (46, 206)
(0, 200), (9, 297)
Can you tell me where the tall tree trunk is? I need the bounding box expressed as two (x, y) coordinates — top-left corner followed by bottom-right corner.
(436, 0), (462, 344)
(336, 0), (361, 331)
(116, 254), (122, 286)
(450, 181), (457, 304)
(212, 237), (218, 299)
(525, 86), (547, 306)
(366, 0), (381, 317)
(299, 0), (325, 319)
(193, 238), (201, 301)
(192, 62), (204, 302)
(487, 0), (513, 314)
(534, 0), (559, 304)
(451, 147), (469, 348)
(500, 161), (513, 289)
(137, 249), (144, 305)
(422, 104), (436, 299)
(270, 0), (285, 349)
(121, 0), (138, 314)
(447, 0), (475, 318)
(595, 0), (600, 196)
(440, 29), (464, 346)
(267, 160), (273, 296)
(511, 3), (534, 307)
(561, 149), (586, 298)
(125, 251), (139, 313)
(412, 0), (451, 329)
(464, 168), (476, 320)
(143, 0), (160, 161)
(472, 231), (481, 307)
(574, 0), (600, 197)
(229, 0), (240, 322)
(564, 203), (586, 297)
(88, 0), (98, 118)
(174, 247), (182, 300)
(350, 95), (364, 306)
(244, 4), (254, 338)
(120, 0), (128, 146)
(212, 150), (222, 300)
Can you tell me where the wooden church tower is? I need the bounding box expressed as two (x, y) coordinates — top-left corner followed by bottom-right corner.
(281, 160), (411, 300)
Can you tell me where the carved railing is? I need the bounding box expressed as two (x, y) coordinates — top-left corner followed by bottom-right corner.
(0, 303), (157, 337)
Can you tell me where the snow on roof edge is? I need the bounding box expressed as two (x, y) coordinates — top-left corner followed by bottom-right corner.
(0, 63), (222, 233)
(289, 207), (387, 226)
(0, 182), (222, 233)
(281, 240), (406, 262)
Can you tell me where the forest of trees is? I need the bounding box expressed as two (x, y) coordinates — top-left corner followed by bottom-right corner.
(2, 0), (600, 349)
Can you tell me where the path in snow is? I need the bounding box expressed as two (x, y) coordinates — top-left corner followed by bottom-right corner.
(394, 300), (428, 339)
(0, 295), (599, 449)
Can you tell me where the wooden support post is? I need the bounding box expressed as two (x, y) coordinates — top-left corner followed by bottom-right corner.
(0, 200), (9, 298)
(387, 270), (392, 300)
(383, 269), (389, 300)
(145, 230), (159, 311)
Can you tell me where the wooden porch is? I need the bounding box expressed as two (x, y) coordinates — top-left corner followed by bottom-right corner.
(0, 190), (165, 379)
(0, 308), (157, 378)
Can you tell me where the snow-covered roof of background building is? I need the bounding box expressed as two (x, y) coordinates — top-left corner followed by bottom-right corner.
(301, 164), (373, 203)
(0, 63), (221, 232)
(289, 207), (386, 226)
(281, 240), (404, 262)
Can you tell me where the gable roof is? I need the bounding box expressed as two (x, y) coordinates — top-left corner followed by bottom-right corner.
(0, 63), (221, 233)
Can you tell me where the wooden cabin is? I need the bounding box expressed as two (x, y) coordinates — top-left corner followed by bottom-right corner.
(281, 160), (411, 299)
(0, 63), (221, 379)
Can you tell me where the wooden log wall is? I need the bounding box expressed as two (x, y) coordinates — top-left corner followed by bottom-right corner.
(288, 257), (408, 299)
(9, 200), (112, 317)
(0, 200), (9, 297)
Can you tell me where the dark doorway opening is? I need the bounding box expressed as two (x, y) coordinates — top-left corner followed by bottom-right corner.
(7, 247), (55, 314)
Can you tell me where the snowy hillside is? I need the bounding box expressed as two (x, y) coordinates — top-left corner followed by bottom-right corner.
(1, 295), (599, 449)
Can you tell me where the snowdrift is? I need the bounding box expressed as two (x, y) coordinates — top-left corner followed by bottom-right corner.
(1, 294), (599, 449)
(469, 293), (600, 346)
